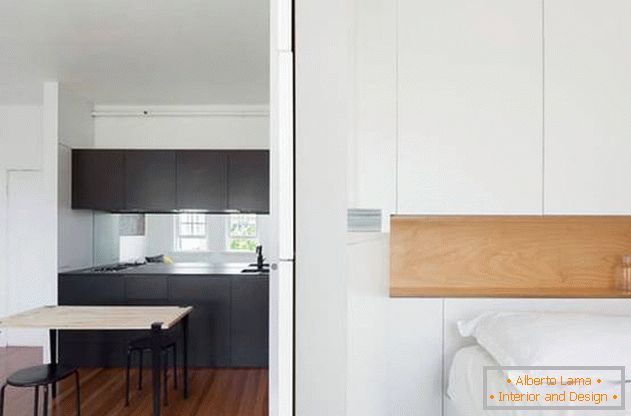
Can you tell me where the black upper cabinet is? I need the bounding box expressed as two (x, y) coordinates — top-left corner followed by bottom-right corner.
(72, 149), (269, 213)
(72, 150), (126, 211)
(176, 151), (227, 211)
(125, 150), (177, 212)
(227, 150), (270, 213)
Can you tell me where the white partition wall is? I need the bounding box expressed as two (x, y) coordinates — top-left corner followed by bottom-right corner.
(0, 83), (58, 349)
(397, 0), (543, 214)
(270, 0), (294, 415)
(0, 105), (44, 347)
(544, 0), (631, 214)
(353, 0), (631, 216)
(295, 0), (353, 414)
(342, 0), (631, 415)
(350, 0), (397, 218)
(57, 87), (95, 273)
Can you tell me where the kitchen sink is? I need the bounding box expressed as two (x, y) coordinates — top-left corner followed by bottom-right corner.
(241, 268), (270, 273)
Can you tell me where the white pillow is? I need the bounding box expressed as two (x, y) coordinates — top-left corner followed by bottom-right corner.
(458, 311), (631, 380)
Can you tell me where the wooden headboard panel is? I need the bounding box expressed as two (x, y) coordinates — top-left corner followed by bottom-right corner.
(390, 216), (631, 298)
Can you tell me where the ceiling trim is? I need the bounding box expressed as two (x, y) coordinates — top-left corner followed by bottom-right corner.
(92, 104), (270, 118)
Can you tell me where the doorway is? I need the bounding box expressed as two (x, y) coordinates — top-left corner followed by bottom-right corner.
(0, 0), (294, 415)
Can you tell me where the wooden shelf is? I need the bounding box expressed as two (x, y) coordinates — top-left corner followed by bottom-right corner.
(390, 286), (631, 298)
(390, 216), (631, 299)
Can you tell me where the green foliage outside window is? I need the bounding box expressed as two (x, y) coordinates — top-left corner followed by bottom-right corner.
(228, 215), (258, 252)
(229, 238), (258, 252)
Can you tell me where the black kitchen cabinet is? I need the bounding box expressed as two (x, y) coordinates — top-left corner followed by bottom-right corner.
(58, 274), (126, 305)
(227, 151), (270, 213)
(125, 150), (177, 211)
(58, 273), (268, 368)
(126, 275), (169, 305)
(169, 276), (232, 367)
(72, 150), (125, 210)
(176, 151), (227, 211)
(71, 149), (269, 213)
(231, 277), (269, 367)
(58, 274), (133, 367)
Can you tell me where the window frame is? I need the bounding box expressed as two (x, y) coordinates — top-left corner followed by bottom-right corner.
(174, 213), (210, 252)
(226, 214), (259, 252)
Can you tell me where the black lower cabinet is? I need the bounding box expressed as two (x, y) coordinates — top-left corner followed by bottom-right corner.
(57, 273), (268, 369)
(58, 275), (130, 367)
(169, 276), (231, 367)
(231, 277), (269, 367)
(59, 331), (149, 367)
(58, 275), (126, 305)
(126, 275), (169, 302)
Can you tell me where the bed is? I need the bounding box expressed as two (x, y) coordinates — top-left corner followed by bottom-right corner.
(447, 345), (630, 416)
(446, 311), (631, 416)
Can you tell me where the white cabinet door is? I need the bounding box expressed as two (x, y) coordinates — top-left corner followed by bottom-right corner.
(351, 0), (397, 216)
(397, 0), (543, 214)
(544, 0), (631, 214)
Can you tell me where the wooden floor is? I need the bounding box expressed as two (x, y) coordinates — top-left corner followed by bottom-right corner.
(0, 347), (268, 416)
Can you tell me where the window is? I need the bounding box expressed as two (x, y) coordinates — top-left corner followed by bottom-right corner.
(175, 213), (208, 251)
(227, 215), (258, 252)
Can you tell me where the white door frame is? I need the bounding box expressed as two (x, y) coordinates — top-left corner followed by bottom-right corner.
(269, 0), (294, 415)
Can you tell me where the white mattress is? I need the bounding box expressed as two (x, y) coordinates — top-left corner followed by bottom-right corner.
(447, 345), (630, 416)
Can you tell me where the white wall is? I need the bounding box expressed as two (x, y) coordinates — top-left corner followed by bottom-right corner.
(0, 106), (43, 169)
(57, 87), (127, 272)
(397, 0), (542, 215)
(94, 105), (270, 149)
(349, 0), (397, 220)
(296, 0), (353, 414)
(351, 0), (543, 215)
(345, 0), (631, 415)
(351, 0), (631, 217)
(5, 171), (55, 346)
(347, 235), (443, 416)
(346, 234), (388, 416)
(269, 0), (294, 412)
(0, 104), (44, 347)
(543, 0), (631, 214)
(0, 83), (58, 347)
(57, 87), (95, 272)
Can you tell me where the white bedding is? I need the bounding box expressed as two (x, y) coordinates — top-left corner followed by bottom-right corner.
(447, 346), (630, 416)
(458, 312), (631, 378)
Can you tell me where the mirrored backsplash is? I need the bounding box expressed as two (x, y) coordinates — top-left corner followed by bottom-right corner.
(91, 213), (271, 267)
(93, 212), (120, 266)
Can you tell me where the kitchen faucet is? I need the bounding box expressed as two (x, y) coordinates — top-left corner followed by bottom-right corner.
(256, 245), (265, 270)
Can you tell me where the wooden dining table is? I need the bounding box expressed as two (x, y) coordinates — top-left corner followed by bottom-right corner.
(0, 305), (193, 416)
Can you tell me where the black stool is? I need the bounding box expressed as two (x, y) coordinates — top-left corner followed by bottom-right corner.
(0, 364), (81, 416)
(125, 334), (177, 406)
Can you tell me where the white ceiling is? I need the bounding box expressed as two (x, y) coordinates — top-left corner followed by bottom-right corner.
(0, 0), (269, 105)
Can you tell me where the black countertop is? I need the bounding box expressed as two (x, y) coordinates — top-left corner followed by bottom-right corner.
(60, 262), (269, 276)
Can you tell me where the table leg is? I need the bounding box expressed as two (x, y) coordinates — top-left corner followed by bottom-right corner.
(151, 323), (162, 416)
(49, 329), (57, 398)
(182, 314), (189, 399)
